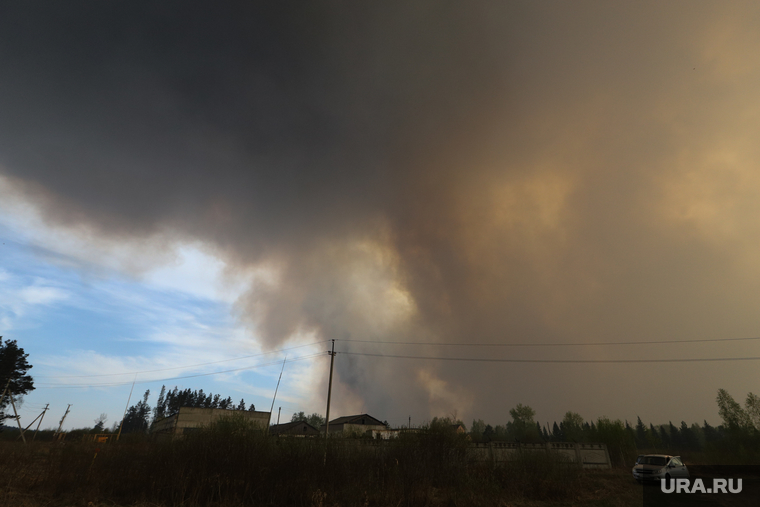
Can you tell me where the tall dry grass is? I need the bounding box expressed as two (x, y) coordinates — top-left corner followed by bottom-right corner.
(1, 417), (592, 507)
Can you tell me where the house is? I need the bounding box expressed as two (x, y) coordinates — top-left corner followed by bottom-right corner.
(320, 414), (387, 436)
(151, 406), (270, 437)
(269, 420), (320, 437)
(451, 424), (466, 434)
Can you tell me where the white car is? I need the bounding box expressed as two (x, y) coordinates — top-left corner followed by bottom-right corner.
(632, 454), (689, 483)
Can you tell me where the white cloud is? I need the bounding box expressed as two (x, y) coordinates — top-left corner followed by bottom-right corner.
(19, 285), (69, 305)
(141, 244), (255, 303)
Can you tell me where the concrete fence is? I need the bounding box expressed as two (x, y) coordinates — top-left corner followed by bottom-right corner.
(468, 441), (611, 469)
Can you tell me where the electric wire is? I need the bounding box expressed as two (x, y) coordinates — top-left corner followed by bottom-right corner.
(338, 335), (760, 347)
(34, 340), (328, 379)
(33, 352), (325, 389)
(341, 351), (760, 364)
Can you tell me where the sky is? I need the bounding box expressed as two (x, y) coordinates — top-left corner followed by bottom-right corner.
(2, 1), (760, 431)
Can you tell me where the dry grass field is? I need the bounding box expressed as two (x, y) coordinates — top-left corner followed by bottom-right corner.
(0, 421), (647, 507)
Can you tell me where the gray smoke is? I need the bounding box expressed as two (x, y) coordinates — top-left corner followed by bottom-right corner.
(2, 1), (760, 425)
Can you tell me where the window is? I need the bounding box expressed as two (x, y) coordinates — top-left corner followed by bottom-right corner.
(640, 456), (669, 466)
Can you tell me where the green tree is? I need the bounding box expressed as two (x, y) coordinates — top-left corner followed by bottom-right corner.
(0, 338), (34, 423)
(552, 421), (563, 441)
(717, 388), (752, 431)
(120, 390), (151, 434)
(93, 413), (108, 433)
(306, 413), (325, 428)
(680, 421), (700, 451)
(291, 411), (324, 428)
(745, 392), (760, 430)
(594, 417), (637, 467)
(561, 411), (584, 442)
(659, 425), (670, 449)
(470, 419), (486, 441)
(668, 421), (682, 448)
(510, 403), (535, 426)
(153, 385), (167, 420)
(507, 403), (537, 441)
(634, 416), (647, 448)
(702, 420), (721, 444)
(648, 423), (663, 448)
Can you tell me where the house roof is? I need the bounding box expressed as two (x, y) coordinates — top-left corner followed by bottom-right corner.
(270, 420), (319, 433)
(270, 420), (317, 431)
(327, 414), (385, 426)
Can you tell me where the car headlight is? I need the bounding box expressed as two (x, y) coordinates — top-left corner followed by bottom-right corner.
(657, 468), (665, 474)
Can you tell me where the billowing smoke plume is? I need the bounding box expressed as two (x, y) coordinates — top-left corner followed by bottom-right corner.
(3, 1), (760, 424)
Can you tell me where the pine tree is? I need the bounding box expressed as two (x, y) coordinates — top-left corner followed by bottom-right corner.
(154, 385), (167, 420)
(659, 425), (670, 450)
(668, 421), (682, 448)
(635, 417), (647, 448)
(703, 420), (720, 443)
(552, 421), (563, 441)
(121, 390), (151, 433)
(0, 338), (35, 423)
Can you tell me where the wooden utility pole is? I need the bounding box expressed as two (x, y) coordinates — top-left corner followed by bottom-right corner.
(277, 406), (281, 425)
(268, 357), (287, 429)
(117, 377), (136, 441)
(54, 404), (71, 439)
(33, 404), (49, 441)
(324, 340), (336, 439)
(16, 405), (48, 441)
(9, 394), (25, 443)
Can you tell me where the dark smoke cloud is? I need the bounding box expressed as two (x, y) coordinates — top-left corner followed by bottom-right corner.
(3, 1), (760, 425)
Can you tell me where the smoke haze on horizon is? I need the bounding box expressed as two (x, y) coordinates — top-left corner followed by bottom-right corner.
(3, 1), (760, 427)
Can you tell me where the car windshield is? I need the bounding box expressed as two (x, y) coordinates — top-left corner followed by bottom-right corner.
(639, 456), (669, 466)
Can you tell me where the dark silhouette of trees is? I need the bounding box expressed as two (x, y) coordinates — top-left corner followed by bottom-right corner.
(151, 385), (253, 421)
(0, 337), (34, 424)
(634, 417), (647, 448)
(93, 413), (108, 433)
(552, 421), (563, 441)
(120, 390), (152, 434)
(291, 411), (326, 429)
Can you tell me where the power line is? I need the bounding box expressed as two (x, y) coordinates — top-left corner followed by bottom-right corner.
(34, 340), (327, 379)
(338, 336), (760, 347)
(341, 351), (760, 364)
(34, 352), (325, 389)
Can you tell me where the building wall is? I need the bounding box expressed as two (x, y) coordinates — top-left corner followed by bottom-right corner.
(152, 414), (178, 435)
(153, 407), (270, 436)
(337, 423), (387, 436)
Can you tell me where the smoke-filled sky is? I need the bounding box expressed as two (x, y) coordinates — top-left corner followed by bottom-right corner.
(3, 1), (760, 430)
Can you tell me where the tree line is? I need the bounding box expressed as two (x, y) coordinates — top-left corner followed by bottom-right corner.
(119, 385), (258, 434)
